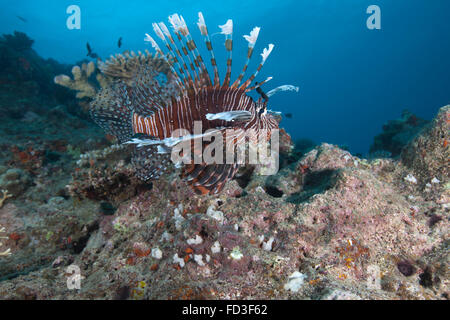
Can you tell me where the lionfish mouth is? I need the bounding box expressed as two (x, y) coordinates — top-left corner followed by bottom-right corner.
(88, 12), (297, 194)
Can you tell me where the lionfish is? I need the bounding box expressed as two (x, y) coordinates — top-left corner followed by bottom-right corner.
(90, 12), (289, 194)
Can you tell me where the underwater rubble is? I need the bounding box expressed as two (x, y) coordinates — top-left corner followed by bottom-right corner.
(0, 32), (448, 300)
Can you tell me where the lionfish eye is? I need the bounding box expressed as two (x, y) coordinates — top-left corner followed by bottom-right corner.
(257, 102), (266, 116)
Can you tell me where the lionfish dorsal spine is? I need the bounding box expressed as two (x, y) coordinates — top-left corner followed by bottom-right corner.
(245, 76), (273, 93)
(176, 18), (212, 89)
(218, 19), (233, 87)
(150, 12), (275, 93)
(169, 14), (210, 87)
(167, 14), (201, 91)
(231, 27), (260, 89)
(144, 33), (184, 90)
(239, 43), (274, 90)
(152, 22), (190, 88)
(197, 12), (221, 87)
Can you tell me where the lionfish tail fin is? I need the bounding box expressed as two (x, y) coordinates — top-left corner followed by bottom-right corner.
(89, 49), (181, 144)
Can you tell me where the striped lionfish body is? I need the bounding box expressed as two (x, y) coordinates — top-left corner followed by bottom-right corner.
(90, 12), (280, 194)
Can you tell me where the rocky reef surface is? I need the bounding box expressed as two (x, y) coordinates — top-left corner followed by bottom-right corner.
(0, 32), (448, 300)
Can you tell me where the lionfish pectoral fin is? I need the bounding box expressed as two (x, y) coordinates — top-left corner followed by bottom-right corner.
(206, 111), (252, 122)
(90, 82), (134, 143)
(132, 143), (172, 181)
(157, 145), (171, 154)
(124, 135), (161, 147)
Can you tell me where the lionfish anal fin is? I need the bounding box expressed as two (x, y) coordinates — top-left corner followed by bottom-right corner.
(183, 163), (239, 194)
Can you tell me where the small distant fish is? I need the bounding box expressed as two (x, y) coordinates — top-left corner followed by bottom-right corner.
(86, 42), (99, 59)
(118, 37), (122, 48)
(86, 42), (94, 56)
(284, 113), (293, 119)
(16, 15), (27, 23)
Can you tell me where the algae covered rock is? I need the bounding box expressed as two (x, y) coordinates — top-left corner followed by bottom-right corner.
(401, 105), (449, 184)
(0, 168), (31, 196)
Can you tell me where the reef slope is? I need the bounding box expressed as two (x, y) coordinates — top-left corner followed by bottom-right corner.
(0, 101), (447, 300)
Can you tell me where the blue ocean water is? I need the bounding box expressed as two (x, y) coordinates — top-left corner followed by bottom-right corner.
(1, 0), (449, 154)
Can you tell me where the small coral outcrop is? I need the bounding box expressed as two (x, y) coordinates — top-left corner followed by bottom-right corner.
(54, 50), (171, 100)
(0, 168), (31, 196)
(54, 62), (99, 99)
(67, 144), (153, 202)
(0, 190), (12, 208)
(99, 50), (170, 85)
(0, 224), (11, 257)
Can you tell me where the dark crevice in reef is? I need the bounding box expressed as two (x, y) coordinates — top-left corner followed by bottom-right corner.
(234, 166), (255, 189)
(419, 267), (433, 288)
(287, 169), (336, 204)
(264, 185), (284, 198)
(70, 220), (100, 254)
(0, 262), (53, 282)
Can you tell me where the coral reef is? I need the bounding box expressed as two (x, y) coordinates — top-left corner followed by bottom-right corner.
(0, 31), (447, 300)
(0, 168), (31, 196)
(0, 31), (34, 52)
(54, 62), (99, 99)
(67, 144), (150, 202)
(370, 110), (429, 157)
(0, 31), (75, 109)
(0, 103), (447, 300)
(401, 105), (449, 184)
